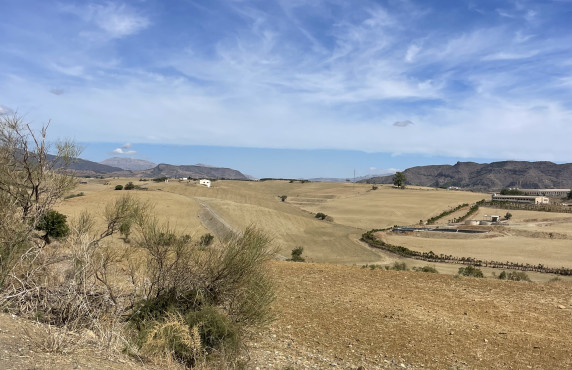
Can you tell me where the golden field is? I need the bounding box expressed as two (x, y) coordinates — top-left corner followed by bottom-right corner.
(56, 178), (572, 282)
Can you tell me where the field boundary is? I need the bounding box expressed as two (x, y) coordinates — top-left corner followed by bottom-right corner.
(361, 230), (572, 276)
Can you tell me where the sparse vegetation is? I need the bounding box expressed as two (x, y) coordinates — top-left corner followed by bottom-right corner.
(498, 271), (531, 282)
(288, 246), (305, 262)
(386, 262), (409, 271)
(279, 195), (287, 202)
(199, 233), (214, 247)
(458, 265), (484, 278)
(413, 265), (439, 273)
(64, 192), (85, 199)
(315, 212), (327, 220)
(0, 114), (78, 288)
(153, 177), (169, 182)
(124, 181), (135, 190)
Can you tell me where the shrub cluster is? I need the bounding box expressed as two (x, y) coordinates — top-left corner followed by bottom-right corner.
(412, 265), (439, 273)
(287, 247), (305, 262)
(498, 271), (531, 282)
(458, 265), (484, 278)
(315, 212), (327, 220)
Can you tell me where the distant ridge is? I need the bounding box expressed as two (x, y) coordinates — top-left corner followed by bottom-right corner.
(100, 157), (157, 171)
(361, 161), (572, 191)
(141, 163), (249, 180)
(49, 155), (248, 180)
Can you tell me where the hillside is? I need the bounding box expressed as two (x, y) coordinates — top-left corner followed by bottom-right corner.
(141, 163), (249, 180)
(49, 154), (249, 180)
(362, 161), (572, 191)
(99, 157), (156, 170)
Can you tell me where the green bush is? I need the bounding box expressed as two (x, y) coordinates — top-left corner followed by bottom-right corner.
(505, 212), (513, 220)
(115, 184), (123, 190)
(413, 265), (439, 273)
(130, 225), (275, 366)
(124, 182), (135, 190)
(288, 247), (305, 262)
(199, 233), (214, 247)
(315, 212), (327, 220)
(279, 195), (287, 202)
(458, 265), (484, 278)
(35, 210), (70, 243)
(498, 271), (531, 282)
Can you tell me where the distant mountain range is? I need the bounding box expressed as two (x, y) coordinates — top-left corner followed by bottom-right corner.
(99, 157), (156, 171)
(62, 156), (249, 180)
(309, 174), (391, 183)
(361, 161), (572, 191)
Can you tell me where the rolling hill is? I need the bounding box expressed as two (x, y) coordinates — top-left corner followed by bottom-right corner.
(362, 161), (572, 191)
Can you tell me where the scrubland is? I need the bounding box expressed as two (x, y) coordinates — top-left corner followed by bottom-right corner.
(5, 178), (572, 369)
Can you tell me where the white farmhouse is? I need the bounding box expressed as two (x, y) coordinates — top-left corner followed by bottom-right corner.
(199, 179), (211, 188)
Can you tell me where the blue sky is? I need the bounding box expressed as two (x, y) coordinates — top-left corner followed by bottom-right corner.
(1, 0), (571, 178)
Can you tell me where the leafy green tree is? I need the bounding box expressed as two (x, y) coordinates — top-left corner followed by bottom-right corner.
(36, 210), (70, 244)
(393, 172), (406, 189)
(505, 212), (512, 220)
(124, 181), (135, 190)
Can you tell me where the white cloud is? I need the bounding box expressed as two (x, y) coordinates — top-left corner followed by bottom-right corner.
(112, 147), (136, 155)
(405, 44), (420, 62)
(61, 2), (149, 39)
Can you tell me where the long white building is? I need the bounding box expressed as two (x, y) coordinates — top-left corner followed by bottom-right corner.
(492, 194), (549, 204)
(519, 189), (570, 197)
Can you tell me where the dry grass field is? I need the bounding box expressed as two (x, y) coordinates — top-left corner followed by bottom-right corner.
(5, 179), (572, 368)
(56, 179), (572, 282)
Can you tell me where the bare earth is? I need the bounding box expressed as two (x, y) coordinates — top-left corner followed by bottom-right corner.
(1, 261), (571, 369)
(246, 261), (572, 369)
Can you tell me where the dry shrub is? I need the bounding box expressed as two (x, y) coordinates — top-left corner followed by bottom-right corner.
(131, 224), (275, 366)
(1, 192), (275, 368)
(140, 312), (204, 367)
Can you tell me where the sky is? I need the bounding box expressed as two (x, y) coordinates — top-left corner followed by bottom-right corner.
(1, 0), (571, 178)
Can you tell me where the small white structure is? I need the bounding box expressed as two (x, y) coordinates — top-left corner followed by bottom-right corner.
(199, 179), (211, 188)
(179, 177), (188, 181)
